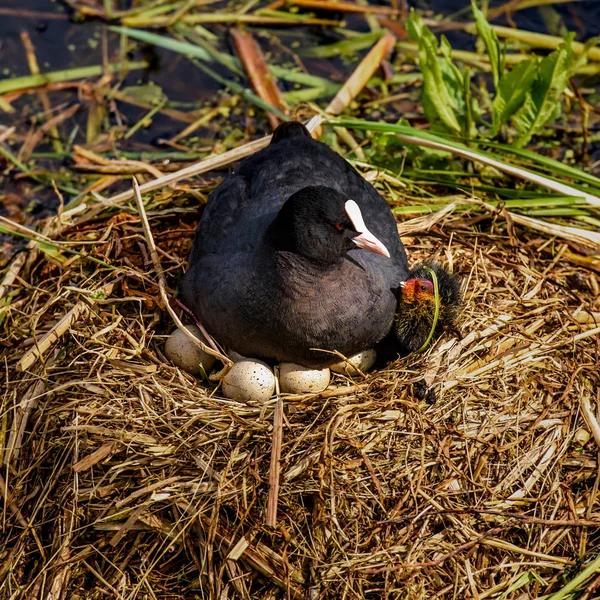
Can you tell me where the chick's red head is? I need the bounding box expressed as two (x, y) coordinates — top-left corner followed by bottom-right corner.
(399, 278), (435, 304)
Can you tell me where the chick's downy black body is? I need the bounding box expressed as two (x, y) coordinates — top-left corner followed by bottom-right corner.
(180, 121), (410, 367)
(393, 263), (461, 355)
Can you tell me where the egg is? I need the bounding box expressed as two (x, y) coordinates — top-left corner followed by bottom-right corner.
(164, 325), (216, 376)
(278, 362), (330, 394)
(330, 349), (376, 376)
(222, 360), (275, 403)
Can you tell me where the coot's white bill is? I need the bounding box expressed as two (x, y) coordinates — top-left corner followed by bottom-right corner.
(345, 199), (391, 259)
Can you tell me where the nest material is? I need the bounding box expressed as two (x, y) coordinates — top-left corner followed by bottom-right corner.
(1, 180), (600, 600)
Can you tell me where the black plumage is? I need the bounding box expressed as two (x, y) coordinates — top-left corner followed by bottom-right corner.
(180, 121), (410, 367)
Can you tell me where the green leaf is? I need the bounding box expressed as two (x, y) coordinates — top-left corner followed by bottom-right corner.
(326, 117), (600, 207)
(483, 140), (600, 189)
(0, 61), (148, 95)
(408, 12), (475, 137)
(0, 224), (68, 262)
(110, 26), (213, 61)
(407, 9), (436, 46)
(462, 66), (476, 138)
(499, 571), (546, 600)
(471, 0), (502, 88)
(512, 37), (573, 147)
(547, 552), (600, 600)
(491, 58), (538, 136)
(299, 31), (383, 58)
(418, 34), (462, 134)
(36, 241), (68, 263)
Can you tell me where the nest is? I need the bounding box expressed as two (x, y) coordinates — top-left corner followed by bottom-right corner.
(2, 169), (600, 599)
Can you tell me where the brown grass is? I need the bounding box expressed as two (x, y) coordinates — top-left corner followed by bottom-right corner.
(1, 154), (600, 599)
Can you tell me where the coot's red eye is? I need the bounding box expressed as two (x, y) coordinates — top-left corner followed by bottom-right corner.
(334, 223), (343, 231)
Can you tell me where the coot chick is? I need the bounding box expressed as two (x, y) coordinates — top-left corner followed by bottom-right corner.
(393, 263), (461, 355)
(180, 121), (410, 367)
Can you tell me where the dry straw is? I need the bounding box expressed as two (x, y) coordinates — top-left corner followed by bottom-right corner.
(2, 27), (600, 600)
(3, 176), (600, 598)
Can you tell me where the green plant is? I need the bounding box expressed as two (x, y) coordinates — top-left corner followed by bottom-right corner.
(407, 3), (593, 147)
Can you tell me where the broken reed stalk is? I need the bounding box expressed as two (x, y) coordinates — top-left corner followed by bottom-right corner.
(6, 378), (46, 464)
(579, 391), (600, 447)
(210, 518), (304, 598)
(19, 103), (80, 161)
(463, 22), (600, 62)
(266, 396), (284, 527)
(479, 201), (600, 251)
(0, 473), (46, 558)
(231, 29), (288, 130)
(122, 14), (342, 27)
(95, 136), (272, 209)
(0, 252), (27, 300)
(325, 33), (395, 116)
(131, 177), (231, 370)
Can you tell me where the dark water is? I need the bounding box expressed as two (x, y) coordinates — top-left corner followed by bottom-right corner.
(0, 0), (224, 143)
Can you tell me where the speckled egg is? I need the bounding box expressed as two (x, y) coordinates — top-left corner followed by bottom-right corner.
(330, 349), (377, 376)
(278, 363), (330, 394)
(222, 360), (275, 403)
(164, 325), (216, 376)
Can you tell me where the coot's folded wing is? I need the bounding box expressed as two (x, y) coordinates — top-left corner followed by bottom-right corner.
(188, 175), (257, 261)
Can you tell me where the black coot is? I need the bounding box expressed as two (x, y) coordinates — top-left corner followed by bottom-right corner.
(180, 122), (410, 367)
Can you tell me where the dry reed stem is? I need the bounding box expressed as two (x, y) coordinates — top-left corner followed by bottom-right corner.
(266, 397), (284, 527)
(17, 299), (91, 372)
(326, 33), (396, 116)
(19, 103), (80, 160)
(396, 202), (460, 236)
(19, 31), (60, 156)
(0, 125), (16, 143)
(97, 136), (273, 208)
(74, 144), (166, 178)
(289, 0), (401, 15)
(580, 392), (600, 447)
(231, 29), (288, 130)
(4, 377), (46, 464)
(0, 251), (27, 300)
